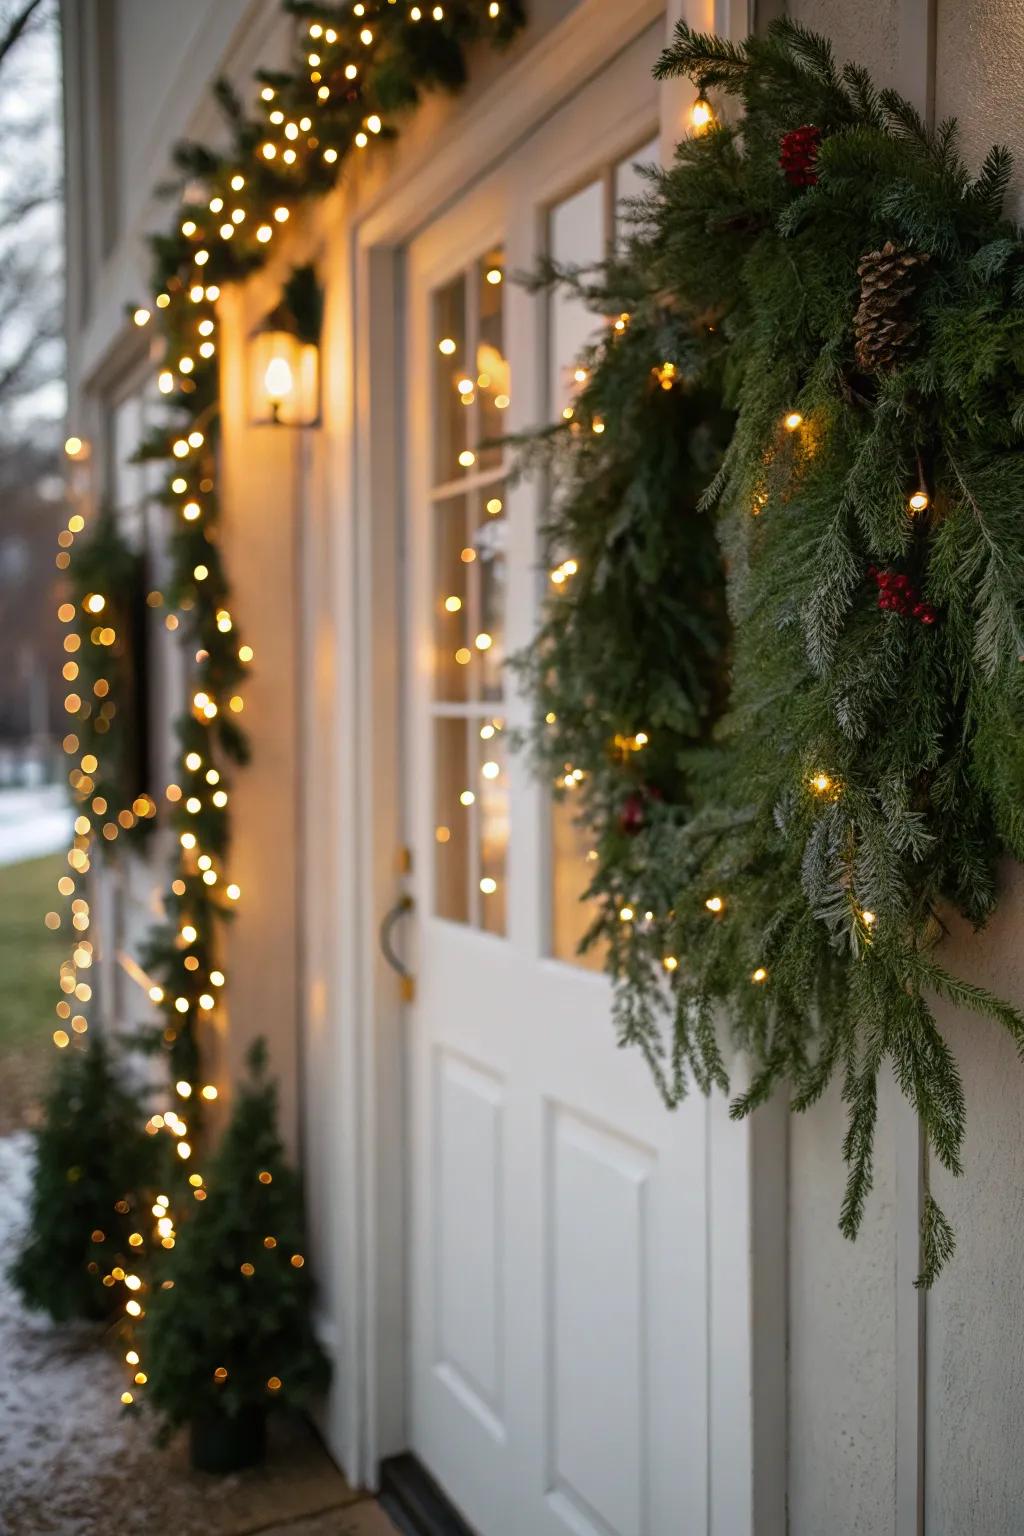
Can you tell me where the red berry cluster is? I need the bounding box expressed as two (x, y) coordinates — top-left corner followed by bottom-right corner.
(868, 566), (937, 625)
(618, 791), (646, 836)
(779, 124), (822, 187)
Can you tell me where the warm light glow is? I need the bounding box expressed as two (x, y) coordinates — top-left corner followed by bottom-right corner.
(663, 956), (679, 972)
(751, 966), (768, 984)
(690, 94), (714, 132)
(705, 895), (724, 913)
(784, 411), (803, 431)
(908, 489), (929, 513)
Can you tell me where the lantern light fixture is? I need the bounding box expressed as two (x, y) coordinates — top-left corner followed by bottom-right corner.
(248, 264), (322, 426)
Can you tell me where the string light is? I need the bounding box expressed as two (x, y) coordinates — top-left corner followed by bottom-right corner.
(690, 93), (714, 133)
(908, 488), (929, 513)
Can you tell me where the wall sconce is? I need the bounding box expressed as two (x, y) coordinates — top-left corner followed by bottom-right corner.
(248, 265), (322, 427)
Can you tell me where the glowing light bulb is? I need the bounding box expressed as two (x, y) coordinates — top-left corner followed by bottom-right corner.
(690, 94), (714, 132)
(751, 966), (768, 984)
(264, 355), (294, 405)
(705, 895), (724, 913)
(908, 489), (929, 513)
(784, 411), (803, 431)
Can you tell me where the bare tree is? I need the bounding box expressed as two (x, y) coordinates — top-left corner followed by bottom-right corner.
(0, 0), (62, 432)
(0, 0), (64, 768)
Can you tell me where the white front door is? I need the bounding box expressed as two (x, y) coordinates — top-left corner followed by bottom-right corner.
(402, 36), (715, 1536)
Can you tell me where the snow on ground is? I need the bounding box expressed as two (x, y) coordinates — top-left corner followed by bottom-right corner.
(0, 1135), (362, 1536)
(0, 787), (72, 868)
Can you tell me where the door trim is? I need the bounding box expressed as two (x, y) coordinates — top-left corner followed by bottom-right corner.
(380, 1454), (478, 1536)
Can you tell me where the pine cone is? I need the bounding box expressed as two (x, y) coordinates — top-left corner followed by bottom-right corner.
(779, 125), (822, 187)
(853, 241), (930, 372)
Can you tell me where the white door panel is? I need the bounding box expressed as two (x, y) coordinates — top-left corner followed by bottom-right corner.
(403, 31), (713, 1536)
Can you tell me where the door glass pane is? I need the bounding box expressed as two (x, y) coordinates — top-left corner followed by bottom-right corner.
(548, 180), (604, 418)
(551, 798), (603, 972)
(435, 716), (470, 924)
(476, 726), (507, 937)
(434, 274), (468, 483)
(434, 493), (470, 703)
(473, 485), (506, 702)
(428, 251), (508, 937)
(613, 136), (660, 241)
(476, 247), (509, 470)
(545, 177), (610, 968)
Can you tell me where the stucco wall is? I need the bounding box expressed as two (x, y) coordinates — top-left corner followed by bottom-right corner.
(935, 0), (1024, 192)
(785, 0), (901, 90)
(788, 1076), (899, 1531)
(926, 870), (1024, 1533)
(779, 3), (1024, 1534)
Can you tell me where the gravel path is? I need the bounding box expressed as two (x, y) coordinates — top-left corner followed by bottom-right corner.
(0, 1134), (373, 1535)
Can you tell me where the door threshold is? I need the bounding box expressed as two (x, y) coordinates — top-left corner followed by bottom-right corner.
(379, 1454), (477, 1536)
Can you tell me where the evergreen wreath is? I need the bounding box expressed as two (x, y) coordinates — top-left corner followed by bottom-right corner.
(62, 508), (158, 851)
(520, 20), (1024, 1283)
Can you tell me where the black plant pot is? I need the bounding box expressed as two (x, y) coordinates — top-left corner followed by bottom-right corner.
(189, 1403), (267, 1474)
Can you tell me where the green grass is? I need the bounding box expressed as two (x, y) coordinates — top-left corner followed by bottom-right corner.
(0, 853), (66, 1051)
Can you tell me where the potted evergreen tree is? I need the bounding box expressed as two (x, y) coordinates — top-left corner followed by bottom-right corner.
(11, 1031), (160, 1322)
(142, 1041), (330, 1472)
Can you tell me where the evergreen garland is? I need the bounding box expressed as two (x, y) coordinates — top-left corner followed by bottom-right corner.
(519, 20), (1024, 1283)
(61, 507), (158, 853)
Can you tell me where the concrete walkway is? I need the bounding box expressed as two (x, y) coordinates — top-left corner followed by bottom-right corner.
(261, 1502), (398, 1534)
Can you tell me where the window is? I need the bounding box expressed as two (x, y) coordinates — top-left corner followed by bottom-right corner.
(430, 247), (511, 936)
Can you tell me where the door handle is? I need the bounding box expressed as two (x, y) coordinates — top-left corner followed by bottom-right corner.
(380, 893), (415, 1002)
